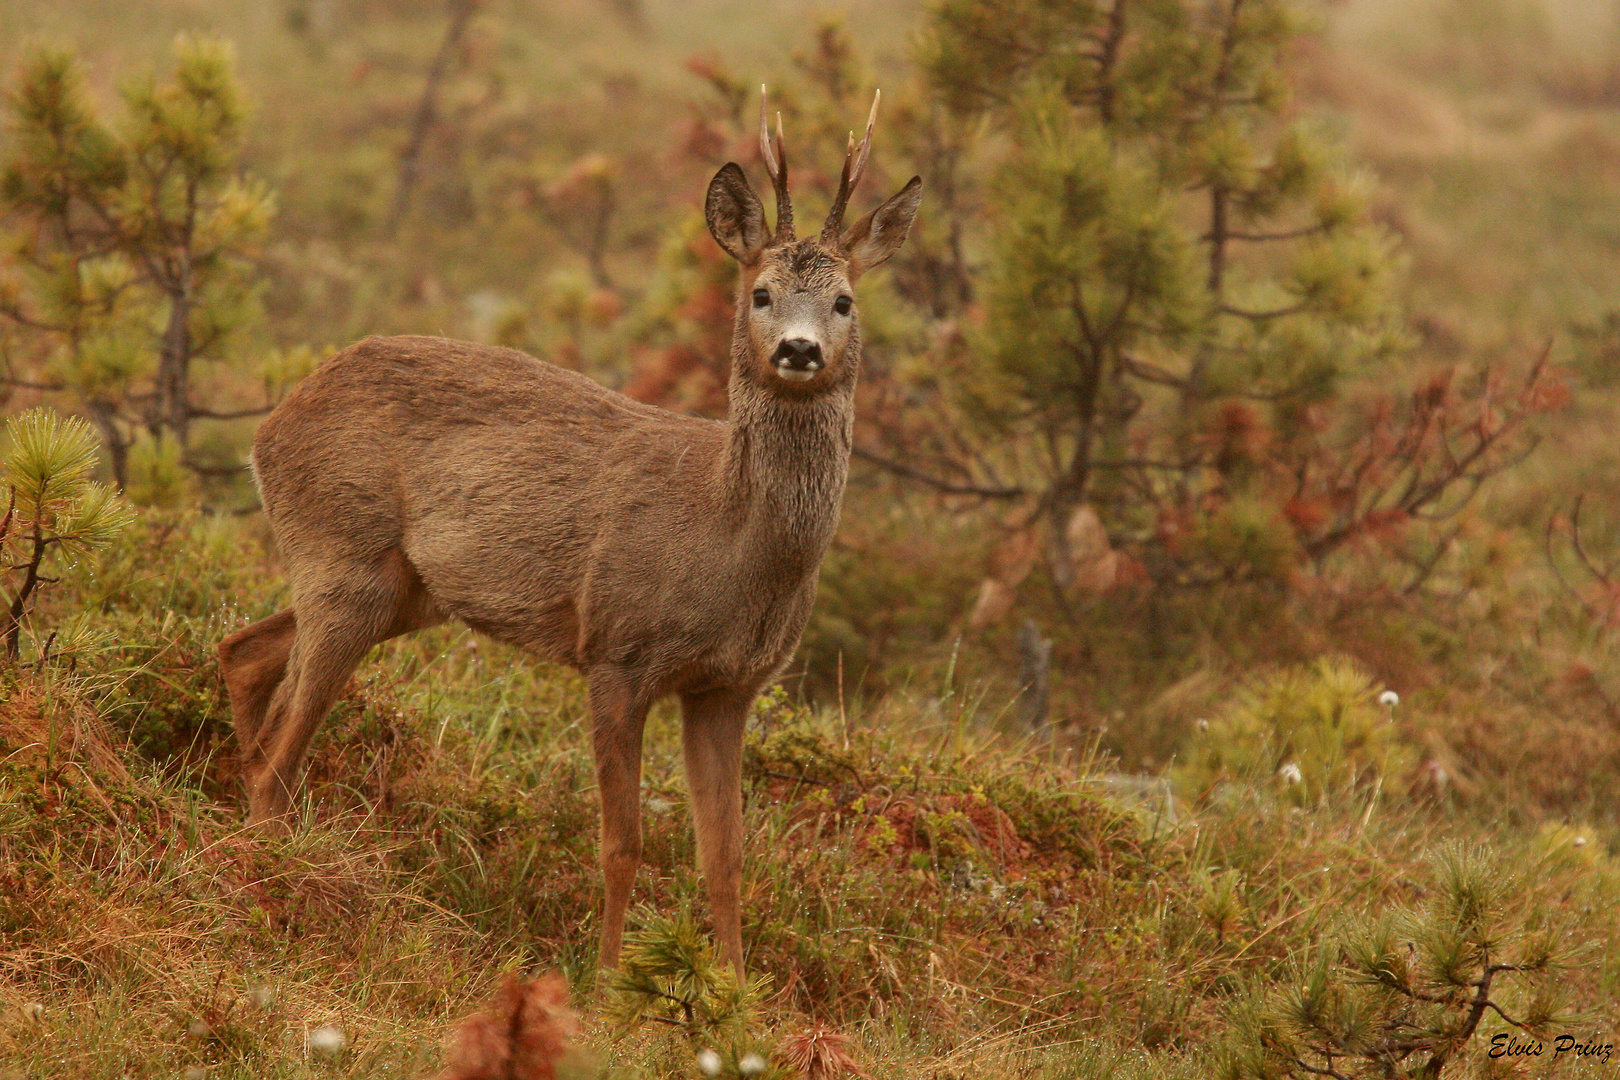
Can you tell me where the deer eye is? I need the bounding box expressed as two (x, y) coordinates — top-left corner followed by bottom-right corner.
(834, 295), (853, 316)
(752, 288), (771, 309)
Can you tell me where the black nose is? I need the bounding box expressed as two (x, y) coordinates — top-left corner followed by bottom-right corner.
(772, 338), (823, 370)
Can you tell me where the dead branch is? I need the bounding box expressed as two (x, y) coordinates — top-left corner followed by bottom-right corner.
(389, 0), (479, 231)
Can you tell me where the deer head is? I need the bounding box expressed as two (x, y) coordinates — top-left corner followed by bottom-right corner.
(705, 87), (923, 397)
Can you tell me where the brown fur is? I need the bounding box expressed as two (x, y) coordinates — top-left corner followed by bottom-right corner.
(219, 137), (921, 975)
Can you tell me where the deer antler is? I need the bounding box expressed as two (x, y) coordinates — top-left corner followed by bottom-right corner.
(821, 89), (880, 246)
(759, 85), (793, 242)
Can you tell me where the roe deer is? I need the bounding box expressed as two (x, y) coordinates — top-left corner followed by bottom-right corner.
(218, 88), (921, 975)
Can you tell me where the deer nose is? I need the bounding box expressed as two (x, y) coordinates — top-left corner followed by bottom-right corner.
(772, 338), (823, 372)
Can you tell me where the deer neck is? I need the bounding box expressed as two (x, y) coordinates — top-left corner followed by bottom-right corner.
(719, 375), (854, 567)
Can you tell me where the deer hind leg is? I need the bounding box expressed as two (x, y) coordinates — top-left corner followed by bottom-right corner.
(244, 553), (435, 827)
(218, 607), (298, 774)
(679, 686), (754, 978)
(587, 666), (653, 973)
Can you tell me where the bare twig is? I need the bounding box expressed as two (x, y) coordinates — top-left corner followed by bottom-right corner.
(851, 446), (1025, 499)
(187, 402), (277, 421)
(389, 0), (479, 230)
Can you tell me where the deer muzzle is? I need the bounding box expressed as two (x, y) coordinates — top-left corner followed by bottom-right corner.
(771, 338), (824, 382)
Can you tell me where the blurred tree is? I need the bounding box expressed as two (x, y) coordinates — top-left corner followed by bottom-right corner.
(879, 0), (1560, 621)
(528, 153), (619, 291)
(0, 36), (274, 487)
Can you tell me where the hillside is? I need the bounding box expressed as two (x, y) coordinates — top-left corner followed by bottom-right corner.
(1, 515), (1617, 1078)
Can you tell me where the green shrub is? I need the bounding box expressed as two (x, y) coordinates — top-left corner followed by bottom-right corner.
(1174, 656), (1412, 802)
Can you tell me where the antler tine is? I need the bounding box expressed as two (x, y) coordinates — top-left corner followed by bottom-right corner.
(758, 84), (779, 179)
(759, 84), (793, 241)
(850, 88), (879, 191)
(821, 88), (880, 246)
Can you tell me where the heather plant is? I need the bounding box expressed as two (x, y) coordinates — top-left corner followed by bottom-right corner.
(435, 974), (586, 1080)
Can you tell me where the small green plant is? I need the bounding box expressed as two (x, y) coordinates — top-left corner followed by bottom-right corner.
(604, 911), (778, 1078)
(1195, 868), (1247, 947)
(1218, 843), (1572, 1079)
(1175, 656), (1412, 802)
(0, 407), (134, 659)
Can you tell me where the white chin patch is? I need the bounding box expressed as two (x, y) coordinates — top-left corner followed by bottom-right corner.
(774, 366), (818, 382)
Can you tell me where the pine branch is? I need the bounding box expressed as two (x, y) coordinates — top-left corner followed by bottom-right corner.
(1118, 354), (1188, 388)
(1218, 301), (1309, 321)
(187, 402), (276, 420)
(851, 446), (1025, 499)
(1216, 224), (1327, 243)
(181, 457), (249, 476)
(0, 374), (69, 392)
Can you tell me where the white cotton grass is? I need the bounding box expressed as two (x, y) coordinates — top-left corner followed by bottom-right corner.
(307, 1024), (348, 1059)
(696, 1048), (725, 1076)
(1278, 761), (1303, 785)
(1379, 689), (1399, 709)
(739, 1052), (769, 1076)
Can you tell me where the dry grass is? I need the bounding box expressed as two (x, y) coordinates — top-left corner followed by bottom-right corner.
(2, 516), (1616, 1078)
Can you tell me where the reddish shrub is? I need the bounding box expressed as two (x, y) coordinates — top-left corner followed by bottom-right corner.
(436, 974), (578, 1080)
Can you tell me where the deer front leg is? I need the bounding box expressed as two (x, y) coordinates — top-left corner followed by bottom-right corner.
(588, 668), (652, 973)
(679, 686), (753, 979)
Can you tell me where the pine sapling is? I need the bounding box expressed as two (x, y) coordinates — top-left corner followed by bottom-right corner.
(604, 910), (778, 1078)
(1220, 843), (1573, 1079)
(0, 407), (134, 660)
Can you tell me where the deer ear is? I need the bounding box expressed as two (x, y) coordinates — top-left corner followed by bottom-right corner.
(705, 163), (771, 264)
(843, 176), (922, 280)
